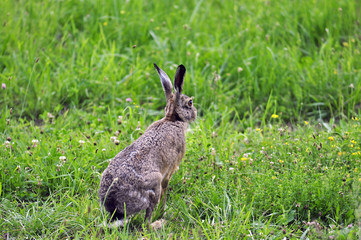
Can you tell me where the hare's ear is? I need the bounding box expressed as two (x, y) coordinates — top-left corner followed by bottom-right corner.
(174, 64), (186, 95)
(154, 63), (173, 101)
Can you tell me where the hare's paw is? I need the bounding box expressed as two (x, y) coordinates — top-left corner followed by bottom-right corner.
(99, 219), (127, 229)
(150, 219), (167, 230)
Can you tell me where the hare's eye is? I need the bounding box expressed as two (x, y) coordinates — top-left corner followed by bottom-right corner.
(188, 99), (193, 106)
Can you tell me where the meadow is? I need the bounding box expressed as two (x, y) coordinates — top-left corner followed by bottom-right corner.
(1, 0), (361, 239)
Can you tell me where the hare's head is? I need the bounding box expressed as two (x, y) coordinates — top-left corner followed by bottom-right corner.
(154, 63), (197, 122)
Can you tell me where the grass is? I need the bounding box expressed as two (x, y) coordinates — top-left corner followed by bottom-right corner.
(1, 0), (361, 121)
(1, 107), (361, 239)
(1, 0), (361, 239)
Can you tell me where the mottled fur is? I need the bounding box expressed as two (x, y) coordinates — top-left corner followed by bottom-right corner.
(99, 63), (197, 228)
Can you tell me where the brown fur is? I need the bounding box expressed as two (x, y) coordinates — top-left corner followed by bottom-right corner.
(99, 64), (197, 228)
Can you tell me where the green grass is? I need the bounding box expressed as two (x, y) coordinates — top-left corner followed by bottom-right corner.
(1, 108), (361, 239)
(1, 0), (361, 239)
(1, 0), (361, 121)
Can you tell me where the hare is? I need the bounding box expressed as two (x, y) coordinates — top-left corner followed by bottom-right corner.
(99, 63), (197, 228)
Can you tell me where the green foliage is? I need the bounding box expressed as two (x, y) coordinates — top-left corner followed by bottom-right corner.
(1, 0), (361, 239)
(0, 0), (360, 121)
(1, 106), (361, 238)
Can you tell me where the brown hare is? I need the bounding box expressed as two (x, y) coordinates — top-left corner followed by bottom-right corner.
(99, 63), (197, 228)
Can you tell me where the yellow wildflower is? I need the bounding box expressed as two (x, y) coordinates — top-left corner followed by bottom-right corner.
(279, 159), (284, 163)
(241, 157), (247, 161)
(271, 114), (279, 119)
(103, 22), (108, 26)
(304, 121), (309, 125)
(256, 128), (262, 132)
(342, 42), (349, 47)
(333, 70), (338, 74)
(272, 176), (277, 179)
(328, 137), (334, 141)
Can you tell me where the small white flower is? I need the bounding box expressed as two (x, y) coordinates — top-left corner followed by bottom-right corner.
(229, 167), (235, 171)
(102, 148), (106, 152)
(79, 140), (85, 145)
(110, 136), (117, 142)
(213, 72), (221, 82)
(210, 148), (216, 156)
(114, 140), (120, 145)
(32, 139), (39, 147)
(136, 121), (141, 130)
(5, 141), (11, 148)
(47, 112), (55, 118)
(59, 156), (66, 161)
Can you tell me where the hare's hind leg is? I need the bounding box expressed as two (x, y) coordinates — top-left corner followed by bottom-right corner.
(144, 191), (156, 229)
(159, 178), (170, 215)
(143, 172), (162, 228)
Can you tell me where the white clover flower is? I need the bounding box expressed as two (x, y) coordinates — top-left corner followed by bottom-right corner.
(136, 121), (141, 130)
(5, 141), (11, 148)
(47, 112), (55, 118)
(102, 148), (106, 152)
(110, 136), (117, 142)
(32, 139), (39, 147)
(229, 167), (235, 171)
(59, 156), (66, 161)
(114, 140), (120, 145)
(79, 140), (85, 145)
